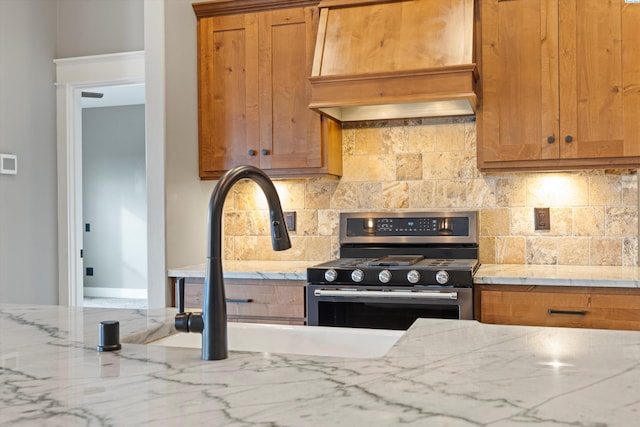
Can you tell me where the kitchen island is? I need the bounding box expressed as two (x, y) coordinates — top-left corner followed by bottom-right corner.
(1, 304), (639, 426)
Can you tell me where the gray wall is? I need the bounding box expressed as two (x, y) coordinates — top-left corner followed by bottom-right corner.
(56, 0), (144, 58)
(82, 105), (147, 293)
(0, 0), (145, 305)
(0, 0), (58, 304)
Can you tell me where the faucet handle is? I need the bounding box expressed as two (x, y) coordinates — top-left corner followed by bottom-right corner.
(174, 278), (204, 333)
(175, 312), (190, 332)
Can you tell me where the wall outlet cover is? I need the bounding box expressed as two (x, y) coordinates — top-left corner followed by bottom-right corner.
(534, 207), (550, 231)
(284, 211), (296, 231)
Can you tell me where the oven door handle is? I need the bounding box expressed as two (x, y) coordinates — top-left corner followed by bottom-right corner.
(313, 289), (458, 300)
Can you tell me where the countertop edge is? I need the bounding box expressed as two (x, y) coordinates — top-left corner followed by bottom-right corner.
(475, 264), (640, 289)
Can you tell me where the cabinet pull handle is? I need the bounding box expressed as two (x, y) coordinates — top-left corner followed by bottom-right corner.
(226, 298), (253, 304)
(547, 309), (587, 316)
(564, 135), (573, 143)
(260, 149), (269, 156)
(547, 136), (555, 144)
(248, 149), (257, 156)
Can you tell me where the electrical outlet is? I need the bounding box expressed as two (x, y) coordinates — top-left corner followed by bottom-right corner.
(534, 208), (550, 231)
(86, 267), (94, 276)
(284, 211), (296, 231)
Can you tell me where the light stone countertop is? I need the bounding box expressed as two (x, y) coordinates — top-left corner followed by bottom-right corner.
(1, 303), (640, 426)
(168, 261), (317, 280)
(476, 264), (640, 288)
(170, 261), (640, 289)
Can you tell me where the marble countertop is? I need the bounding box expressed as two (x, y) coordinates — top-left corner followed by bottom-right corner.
(170, 261), (640, 289)
(476, 264), (640, 288)
(2, 303), (640, 426)
(168, 261), (316, 280)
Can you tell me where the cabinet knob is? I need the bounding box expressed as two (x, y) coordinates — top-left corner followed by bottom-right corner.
(260, 149), (269, 156)
(547, 136), (555, 144)
(565, 135), (573, 143)
(248, 149), (257, 156)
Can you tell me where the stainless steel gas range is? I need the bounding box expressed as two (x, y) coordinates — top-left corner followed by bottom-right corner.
(306, 211), (479, 330)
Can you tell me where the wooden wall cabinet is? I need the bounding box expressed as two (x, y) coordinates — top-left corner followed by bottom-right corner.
(194, 0), (342, 180)
(478, 0), (640, 171)
(171, 277), (306, 325)
(475, 284), (640, 331)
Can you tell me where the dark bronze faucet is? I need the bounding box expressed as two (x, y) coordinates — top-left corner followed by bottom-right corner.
(175, 165), (291, 360)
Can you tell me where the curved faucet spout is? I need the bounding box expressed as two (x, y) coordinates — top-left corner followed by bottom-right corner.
(202, 165), (291, 360)
(208, 165), (292, 260)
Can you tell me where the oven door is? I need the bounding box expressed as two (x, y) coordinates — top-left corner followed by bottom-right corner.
(306, 284), (473, 330)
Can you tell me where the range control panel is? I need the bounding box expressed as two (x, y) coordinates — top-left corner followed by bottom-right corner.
(367, 217), (467, 236)
(340, 211), (478, 245)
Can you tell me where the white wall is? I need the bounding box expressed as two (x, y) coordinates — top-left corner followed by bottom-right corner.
(0, 0), (58, 304)
(82, 105), (147, 292)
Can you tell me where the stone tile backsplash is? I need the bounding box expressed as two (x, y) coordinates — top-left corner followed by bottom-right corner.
(223, 116), (639, 266)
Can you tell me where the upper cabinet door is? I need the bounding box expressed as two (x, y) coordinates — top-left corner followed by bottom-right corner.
(478, 0), (640, 171)
(258, 7), (323, 171)
(197, 14), (260, 176)
(558, 0), (640, 160)
(479, 0), (559, 164)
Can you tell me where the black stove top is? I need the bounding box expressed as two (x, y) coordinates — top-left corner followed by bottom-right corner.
(307, 257), (478, 287)
(308, 211), (480, 288)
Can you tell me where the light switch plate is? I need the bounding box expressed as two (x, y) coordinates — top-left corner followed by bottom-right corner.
(0, 154), (17, 175)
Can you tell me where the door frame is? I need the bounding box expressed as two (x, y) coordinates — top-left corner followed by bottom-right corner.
(55, 52), (145, 306)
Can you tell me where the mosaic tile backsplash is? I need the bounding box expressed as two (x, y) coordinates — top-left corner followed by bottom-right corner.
(222, 116), (639, 266)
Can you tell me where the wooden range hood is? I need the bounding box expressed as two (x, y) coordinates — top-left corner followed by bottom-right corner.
(309, 0), (479, 122)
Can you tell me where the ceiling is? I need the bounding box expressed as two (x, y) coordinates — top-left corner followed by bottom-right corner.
(81, 83), (145, 108)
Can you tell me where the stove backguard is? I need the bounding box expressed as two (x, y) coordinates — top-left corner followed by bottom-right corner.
(340, 211), (478, 246)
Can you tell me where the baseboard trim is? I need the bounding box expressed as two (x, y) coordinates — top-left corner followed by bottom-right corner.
(83, 287), (147, 299)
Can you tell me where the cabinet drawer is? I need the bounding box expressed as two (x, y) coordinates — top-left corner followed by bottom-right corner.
(225, 281), (305, 322)
(176, 278), (306, 325)
(477, 285), (640, 331)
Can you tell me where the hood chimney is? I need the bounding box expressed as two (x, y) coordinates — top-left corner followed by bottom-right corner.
(309, 0), (479, 122)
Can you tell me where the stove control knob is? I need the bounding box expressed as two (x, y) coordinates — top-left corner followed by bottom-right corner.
(407, 269), (420, 284)
(378, 269), (392, 284)
(324, 269), (338, 282)
(435, 270), (450, 285)
(351, 269), (365, 283)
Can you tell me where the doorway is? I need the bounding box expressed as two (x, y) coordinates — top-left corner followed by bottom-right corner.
(81, 84), (148, 308)
(55, 51), (153, 307)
